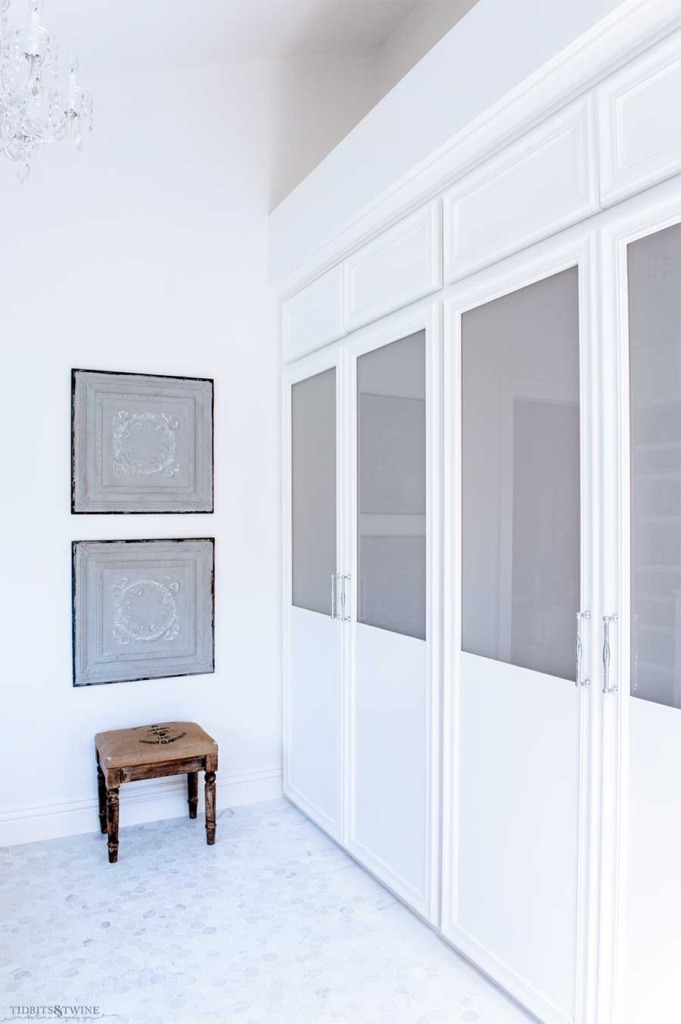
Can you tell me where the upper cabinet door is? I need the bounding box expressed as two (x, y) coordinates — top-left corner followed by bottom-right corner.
(442, 230), (598, 1024)
(600, 190), (681, 1024)
(282, 266), (345, 363)
(345, 303), (442, 923)
(443, 98), (598, 285)
(343, 204), (442, 332)
(284, 349), (343, 837)
(598, 30), (681, 207)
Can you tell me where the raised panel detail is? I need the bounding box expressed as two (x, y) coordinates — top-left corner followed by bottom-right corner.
(598, 30), (681, 206)
(344, 203), (442, 331)
(451, 654), (581, 1024)
(349, 624), (429, 916)
(443, 98), (597, 283)
(287, 606), (340, 837)
(622, 698), (681, 1024)
(282, 265), (344, 362)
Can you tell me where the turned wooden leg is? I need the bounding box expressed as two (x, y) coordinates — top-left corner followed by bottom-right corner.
(106, 787), (120, 864)
(187, 771), (198, 819)
(204, 771), (216, 845)
(97, 764), (107, 834)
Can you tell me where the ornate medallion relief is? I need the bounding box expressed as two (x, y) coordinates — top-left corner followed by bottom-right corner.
(112, 576), (180, 644)
(112, 410), (180, 478)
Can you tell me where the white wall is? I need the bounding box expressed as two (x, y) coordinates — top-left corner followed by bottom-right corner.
(0, 52), (378, 846)
(268, 51), (380, 209)
(377, 0), (480, 99)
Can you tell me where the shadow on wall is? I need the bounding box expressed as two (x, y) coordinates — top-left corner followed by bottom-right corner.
(377, 0), (481, 99)
(267, 50), (380, 212)
(267, 0), (485, 211)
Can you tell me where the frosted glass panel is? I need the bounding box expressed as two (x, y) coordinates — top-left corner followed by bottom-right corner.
(462, 268), (580, 680)
(292, 369), (336, 616)
(358, 331), (426, 640)
(629, 223), (681, 709)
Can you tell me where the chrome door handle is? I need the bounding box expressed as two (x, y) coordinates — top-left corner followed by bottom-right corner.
(575, 611), (591, 688)
(340, 574), (351, 622)
(602, 614), (619, 695)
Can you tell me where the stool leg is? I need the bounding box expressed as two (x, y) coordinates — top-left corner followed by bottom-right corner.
(187, 771), (198, 819)
(204, 771), (216, 845)
(97, 764), (107, 834)
(106, 787), (120, 864)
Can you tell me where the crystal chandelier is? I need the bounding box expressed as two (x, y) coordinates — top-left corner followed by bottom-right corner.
(0, 0), (93, 181)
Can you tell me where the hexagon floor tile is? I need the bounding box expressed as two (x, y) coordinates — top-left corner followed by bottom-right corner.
(0, 799), (534, 1023)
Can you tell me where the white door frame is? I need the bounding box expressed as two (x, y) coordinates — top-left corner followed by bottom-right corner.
(597, 174), (681, 1024)
(441, 222), (601, 1024)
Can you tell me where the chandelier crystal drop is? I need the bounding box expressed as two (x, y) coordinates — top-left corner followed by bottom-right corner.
(0, 0), (93, 181)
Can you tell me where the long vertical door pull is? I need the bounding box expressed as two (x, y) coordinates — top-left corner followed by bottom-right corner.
(602, 614), (619, 695)
(575, 611), (591, 688)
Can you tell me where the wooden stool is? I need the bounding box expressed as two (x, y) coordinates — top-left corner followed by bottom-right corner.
(95, 722), (218, 863)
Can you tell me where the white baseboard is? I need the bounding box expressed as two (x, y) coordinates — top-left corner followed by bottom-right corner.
(0, 766), (283, 847)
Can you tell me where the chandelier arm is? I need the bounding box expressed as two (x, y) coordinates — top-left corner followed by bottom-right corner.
(2, 105), (78, 145)
(1, 136), (27, 162)
(23, 51), (39, 92)
(0, 0), (92, 179)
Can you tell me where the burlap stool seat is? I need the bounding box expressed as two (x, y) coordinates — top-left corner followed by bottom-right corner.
(95, 722), (218, 863)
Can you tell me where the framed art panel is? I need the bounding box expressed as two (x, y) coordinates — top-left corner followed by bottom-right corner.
(72, 369), (214, 513)
(72, 538), (215, 686)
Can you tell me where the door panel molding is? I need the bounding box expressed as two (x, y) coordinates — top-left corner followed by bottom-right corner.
(443, 918), (573, 1024)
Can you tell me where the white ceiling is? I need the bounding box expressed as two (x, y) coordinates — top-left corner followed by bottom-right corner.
(34, 0), (425, 75)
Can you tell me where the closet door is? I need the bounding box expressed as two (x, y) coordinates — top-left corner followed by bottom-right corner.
(345, 304), (441, 921)
(442, 232), (597, 1024)
(283, 349), (343, 838)
(600, 185), (681, 1024)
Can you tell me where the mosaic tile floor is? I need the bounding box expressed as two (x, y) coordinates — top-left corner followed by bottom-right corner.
(0, 799), (533, 1024)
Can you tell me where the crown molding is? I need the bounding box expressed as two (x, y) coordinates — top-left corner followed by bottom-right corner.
(272, 0), (681, 300)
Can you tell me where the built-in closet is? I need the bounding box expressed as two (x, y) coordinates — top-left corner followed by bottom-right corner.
(279, 12), (681, 1024)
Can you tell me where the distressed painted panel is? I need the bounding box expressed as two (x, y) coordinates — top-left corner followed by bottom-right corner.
(72, 538), (215, 686)
(72, 369), (213, 513)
